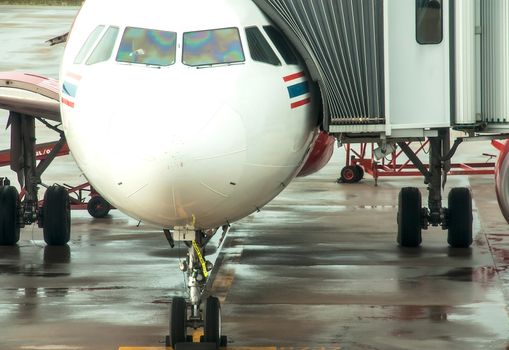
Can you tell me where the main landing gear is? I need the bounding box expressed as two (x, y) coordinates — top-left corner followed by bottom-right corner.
(0, 112), (71, 247)
(0, 182), (72, 247)
(396, 130), (473, 248)
(166, 228), (228, 350)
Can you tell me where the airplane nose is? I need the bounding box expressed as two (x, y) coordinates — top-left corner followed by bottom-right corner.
(88, 74), (249, 227)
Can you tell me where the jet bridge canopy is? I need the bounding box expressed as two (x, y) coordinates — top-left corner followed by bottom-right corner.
(253, 0), (386, 130)
(254, 0), (509, 136)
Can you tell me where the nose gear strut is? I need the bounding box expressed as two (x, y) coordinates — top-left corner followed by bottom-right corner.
(165, 228), (228, 349)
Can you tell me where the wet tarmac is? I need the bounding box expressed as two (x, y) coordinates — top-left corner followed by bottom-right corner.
(0, 6), (509, 350)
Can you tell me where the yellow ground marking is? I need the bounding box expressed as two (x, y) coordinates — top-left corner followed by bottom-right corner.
(119, 348), (167, 350)
(119, 347), (340, 350)
(192, 329), (204, 342)
(210, 266), (236, 304)
(119, 347), (278, 350)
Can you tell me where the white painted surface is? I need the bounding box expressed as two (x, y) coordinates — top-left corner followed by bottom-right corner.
(60, 0), (318, 230)
(385, 0), (451, 131)
(455, 0), (477, 125)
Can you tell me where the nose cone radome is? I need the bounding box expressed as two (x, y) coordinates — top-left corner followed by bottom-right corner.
(95, 90), (247, 227)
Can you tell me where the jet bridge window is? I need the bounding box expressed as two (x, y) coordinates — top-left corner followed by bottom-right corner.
(416, 0), (443, 44)
(183, 27), (245, 67)
(74, 25), (105, 64)
(263, 26), (299, 65)
(245, 26), (280, 66)
(116, 27), (177, 66)
(86, 26), (119, 65)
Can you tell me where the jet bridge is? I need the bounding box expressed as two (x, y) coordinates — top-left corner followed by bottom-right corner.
(252, 0), (509, 248)
(253, 0), (509, 137)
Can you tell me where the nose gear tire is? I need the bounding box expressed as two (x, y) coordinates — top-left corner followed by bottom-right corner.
(204, 296), (221, 346)
(169, 297), (187, 347)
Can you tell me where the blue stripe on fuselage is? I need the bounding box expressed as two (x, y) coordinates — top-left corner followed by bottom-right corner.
(287, 81), (309, 99)
(62, 81), (77, 98)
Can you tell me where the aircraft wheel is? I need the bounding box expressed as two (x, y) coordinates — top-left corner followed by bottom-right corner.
(87, 196), (111, 218)
(204, 296), (221, 346)
(397, 187), (422, 247)
(169, 297), (187, 347)
(354, 165), (364, 181)
(447, 187), (473, 248)
(0, 186), (20, 245)
(43, 185), (71, 246)
(340, 165), (361, 183)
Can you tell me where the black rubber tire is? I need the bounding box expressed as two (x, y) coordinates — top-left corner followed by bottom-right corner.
(204, 296), (221, 346)
(353, 165), (364, 182)
(0, 186), (20, 245)
(169, 297), (187, 347)
(220, 335), (228, 347)
(43, 185), (71, 246)
(87, 196), (111, 218)
(447, 187), (473, 248)
(397, 187), (422, 247)
(340, 166), (359, 183)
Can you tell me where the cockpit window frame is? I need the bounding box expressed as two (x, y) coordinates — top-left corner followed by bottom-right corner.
(116, 26), (178, 67)
(263, 25), (300, 65)
(74, 25), (105, 64)
(182, 27), (246, 68)
(86, 26), (120, 66)
(245, 26), (281, 66)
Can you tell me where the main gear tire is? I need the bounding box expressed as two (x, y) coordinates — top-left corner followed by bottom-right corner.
(447, 187), (473, 248)
(0, 186), (20, 246)
(397, 187), (422, 247)
(42, 185), (71, 246)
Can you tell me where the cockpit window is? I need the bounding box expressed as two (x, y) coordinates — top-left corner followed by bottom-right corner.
(183, 27), (245, 67)
(74, 25), (105, 64)
(116, 27), (177, 66)
(263, 26), (299, 65)
(245, 26), (281, 66)
(86, 26), (119, 65)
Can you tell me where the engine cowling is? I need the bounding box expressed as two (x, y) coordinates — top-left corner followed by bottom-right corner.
(493, 139), (509, 223)
(297, 131), (335, 177)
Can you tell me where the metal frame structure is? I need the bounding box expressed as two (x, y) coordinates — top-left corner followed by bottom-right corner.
(343, 141), (496, 185)
(0, 141), (111, 215)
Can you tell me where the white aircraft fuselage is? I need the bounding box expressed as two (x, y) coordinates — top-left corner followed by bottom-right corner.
(60, 0), (318, 230)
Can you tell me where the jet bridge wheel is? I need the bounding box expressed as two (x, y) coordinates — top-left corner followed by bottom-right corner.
(42, 185), (71, 246)
(340, 165), (363, 183)
(447, 188), (473, 248)
(203, 296), (222, 347)
(169, 297), (187, 347)
(0, 186), (20, 245)
(397, 187), (422, 247)
(87, 196), (111, 218)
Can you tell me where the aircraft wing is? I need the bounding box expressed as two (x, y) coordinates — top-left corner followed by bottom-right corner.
(0, 71), (61, 122)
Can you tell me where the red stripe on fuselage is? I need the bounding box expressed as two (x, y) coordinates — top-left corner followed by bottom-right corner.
(291, 97), (311, 109)
(61, 97), (75, 108)
(283, 71), (305, 82)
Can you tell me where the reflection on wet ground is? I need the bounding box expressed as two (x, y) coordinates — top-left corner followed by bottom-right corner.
(0, 5), (508, 350)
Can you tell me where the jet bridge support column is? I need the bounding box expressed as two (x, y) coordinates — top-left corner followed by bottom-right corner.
(427, 134), (445, 228)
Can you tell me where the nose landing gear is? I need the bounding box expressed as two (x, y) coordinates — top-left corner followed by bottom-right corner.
(166, 228), (228, 349)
